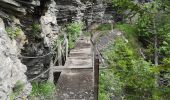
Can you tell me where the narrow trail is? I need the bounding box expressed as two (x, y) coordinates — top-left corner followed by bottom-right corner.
(56, 35), (94, 100)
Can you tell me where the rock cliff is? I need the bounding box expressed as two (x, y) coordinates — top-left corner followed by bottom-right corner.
(0, 18), (31, 100)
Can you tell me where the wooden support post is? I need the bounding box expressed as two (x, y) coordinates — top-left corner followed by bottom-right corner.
(58, 41), (62, 66)
(65, 38), (68, 61)
(94, 52), (99, 100)
(48, 59), (54, 82)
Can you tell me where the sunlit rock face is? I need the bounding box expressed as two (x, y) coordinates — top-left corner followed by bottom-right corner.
(0, 18), (31, 100)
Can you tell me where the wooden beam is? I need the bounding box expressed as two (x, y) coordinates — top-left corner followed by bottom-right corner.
(94, 52), (99, 100)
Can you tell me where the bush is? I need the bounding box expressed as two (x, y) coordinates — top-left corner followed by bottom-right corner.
(115, 23), (136, 35)
(99, 37), (155, 99)
(114, 23), (139, 55)
(6, 27), (21, 39)
(66, 22), (82, 49)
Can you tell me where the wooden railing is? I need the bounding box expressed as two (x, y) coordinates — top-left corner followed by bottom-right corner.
(53, 38), (68, 66)
(91, 34), (109, 100)
(48, 38), (69, 82)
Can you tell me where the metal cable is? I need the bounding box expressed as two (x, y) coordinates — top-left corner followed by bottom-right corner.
(19, 52), (53, 59)
(19, 39), (68, 59)
(28, 68), (51, 82)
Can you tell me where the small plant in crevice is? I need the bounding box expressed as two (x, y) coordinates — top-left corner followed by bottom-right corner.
(31, 23), (41, 33)
(6, 27), (22, 39)
(30, 23), (41, 39)
(29, 81), (56, 100)
(10, 81), (24, 100)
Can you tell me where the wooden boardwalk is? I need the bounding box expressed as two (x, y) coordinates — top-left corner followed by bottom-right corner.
(55, 36), (94, 100)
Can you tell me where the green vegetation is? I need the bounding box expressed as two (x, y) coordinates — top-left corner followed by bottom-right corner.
(83, 31), (91, 37)
(31, 23), (41, 34)
(99, 1), (170, 99)
(10, 81), (24, 100)
(53, 33), (65, 49)
(6, 27), (21, 39)
(30, 23), (41, 38)
(96, 23), (113, 31)
(66, 22), (82, 49)
(100, 37), (155, 100)
(30, 81), (56, 100)
(114, 23), (139, 55)
(111, 0), (140, 22)
(115, 23), (136, 36)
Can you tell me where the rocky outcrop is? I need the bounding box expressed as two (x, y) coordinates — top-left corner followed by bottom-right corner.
(41, 0), (58, 47)
(0, 18), (31, 100)
(56, 0), (86, 25)
(0, 0), (40, 16)
(22, 0), (57, 82)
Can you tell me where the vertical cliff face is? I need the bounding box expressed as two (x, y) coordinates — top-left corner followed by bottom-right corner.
(0, 0), (43, 99)
(0, 0), (110, 99)
(41, 0), (58, 47)
(0, 18), (31, 100)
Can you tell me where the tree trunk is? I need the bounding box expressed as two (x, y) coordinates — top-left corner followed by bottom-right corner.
(152, 16), (158, 66)
(153, 17), (159, 87)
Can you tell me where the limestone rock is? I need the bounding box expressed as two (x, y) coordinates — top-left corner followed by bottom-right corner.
(0, 18), (31, 100)
(40, 0), (58, 47)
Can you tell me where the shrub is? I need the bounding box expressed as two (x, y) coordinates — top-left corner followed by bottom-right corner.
(6, 27), (21, 39)
(99, 37), (155, 99)
(66, 22), (82, 49)
(114, 23), (137, 43)
(114, 23), (140, 55)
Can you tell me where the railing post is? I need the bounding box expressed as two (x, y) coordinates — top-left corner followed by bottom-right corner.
(58, 41), (62, 66)
(94, 47), (99, 100)
(48, 58), (54, 82)
(65, 38), (68, 61)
